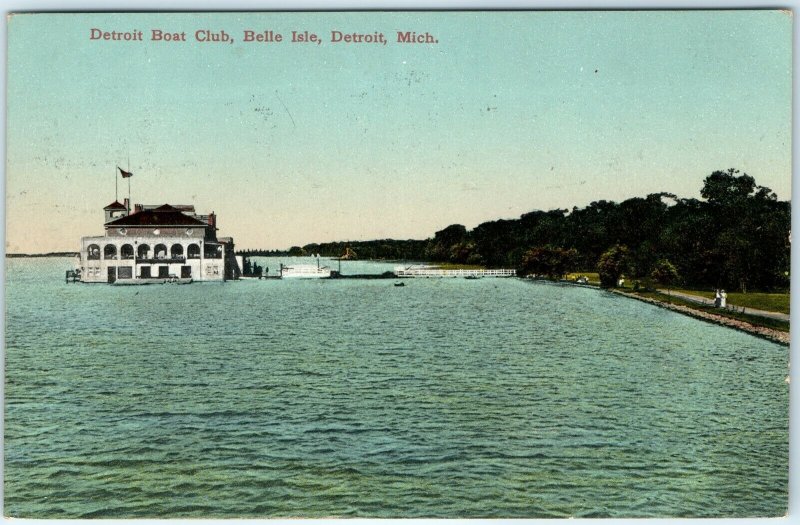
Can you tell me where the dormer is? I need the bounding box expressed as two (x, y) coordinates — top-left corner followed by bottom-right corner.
(104, 200), (128, 224)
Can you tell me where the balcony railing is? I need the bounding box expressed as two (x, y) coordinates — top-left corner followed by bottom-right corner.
(136, 256), (186, 264)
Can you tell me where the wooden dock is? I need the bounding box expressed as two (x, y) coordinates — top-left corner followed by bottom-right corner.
(394, 266), (516, 278)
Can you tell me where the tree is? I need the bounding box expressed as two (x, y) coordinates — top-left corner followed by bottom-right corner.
(471, 219), (517, 267)
(699, 169), (787, 291)
(650, 259), (680, 299)
(597, 245), (629, 288)
(427, 224), (468, 262)
(519, 246), (577, 280)
(701, 168), (760, 206)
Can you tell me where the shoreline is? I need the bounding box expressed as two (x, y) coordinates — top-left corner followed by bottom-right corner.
(610, 289), (790, 346)
(8, 254), (792, 346)
(6, 253), (79, 258)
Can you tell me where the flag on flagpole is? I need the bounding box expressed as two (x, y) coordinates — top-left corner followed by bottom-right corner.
(118, 166), (133, 178)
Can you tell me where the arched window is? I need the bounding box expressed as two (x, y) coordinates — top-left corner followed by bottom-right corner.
(171, 244), (184, 258)
(121, 244), (134, 259)
(187, 243), (200, 259)
(154, 244), (168, 259)
(87, 244), (100, 260)
(138, 244), (150, 259)
(103, 244), (117, 259)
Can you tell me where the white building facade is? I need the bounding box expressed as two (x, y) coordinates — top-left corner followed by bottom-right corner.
(79, 201), (240, 283)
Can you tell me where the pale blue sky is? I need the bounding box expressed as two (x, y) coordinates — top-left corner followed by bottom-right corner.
(6, 11), (792, 251)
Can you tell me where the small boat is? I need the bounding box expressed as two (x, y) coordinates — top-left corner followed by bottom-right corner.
(394, 282), (405, 287)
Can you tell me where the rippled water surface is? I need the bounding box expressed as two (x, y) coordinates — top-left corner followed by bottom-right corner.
(4, 257), (788, 518)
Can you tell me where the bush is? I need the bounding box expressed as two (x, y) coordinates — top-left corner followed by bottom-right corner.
(597, 245), (629, 288)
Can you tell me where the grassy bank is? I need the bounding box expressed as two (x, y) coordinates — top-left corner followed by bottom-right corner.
(565, 272), (600, 285)
(630, 289), (789, 333)
(667, 288), (790, 314)
(435, 262), (486, 270)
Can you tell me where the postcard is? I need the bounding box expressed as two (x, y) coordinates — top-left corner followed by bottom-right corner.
(4, 10), (791, 519)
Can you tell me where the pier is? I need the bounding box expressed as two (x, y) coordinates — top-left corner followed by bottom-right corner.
(394, 266), (516, 278)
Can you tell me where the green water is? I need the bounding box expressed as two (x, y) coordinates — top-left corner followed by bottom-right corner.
(4, 257), (788, 517)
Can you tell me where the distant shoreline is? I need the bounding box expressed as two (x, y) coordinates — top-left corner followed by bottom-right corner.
(6, 252), (79, 258)
(6, 253), (790, 346)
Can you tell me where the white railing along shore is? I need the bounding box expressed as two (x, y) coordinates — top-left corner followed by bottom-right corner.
(394, 266), (516, 278)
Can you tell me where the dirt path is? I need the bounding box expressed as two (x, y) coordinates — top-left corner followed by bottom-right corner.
(613, 289), (789, 346)
(658, 289), (790, 322)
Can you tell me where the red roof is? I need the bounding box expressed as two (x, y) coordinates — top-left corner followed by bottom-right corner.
(106, 204), (208, 227)
(104, 201), (127, 210)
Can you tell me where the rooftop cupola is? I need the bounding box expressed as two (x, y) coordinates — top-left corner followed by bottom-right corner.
(103, 200), (128, 224)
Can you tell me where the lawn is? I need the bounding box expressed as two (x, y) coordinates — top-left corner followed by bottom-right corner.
(560, 271), (787, 315)
(435, 262), (487, 270)
(668, 288), (790, 315)
(565, 272), (601, 285)
(633, 290), (790, 332)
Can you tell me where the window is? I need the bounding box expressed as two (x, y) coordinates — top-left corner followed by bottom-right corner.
(158, 266), (169, 278)
(138, 244), (150, 259)
(118, 266), (133, 279)
(181, 266), (191, 278)
(103, 244), (117, 259)
(140, 266), (151, 278)
(187, 243), (200, 259)
(87, 244), (100, 260)
(171, 244), (184, 258)
(121, 244), (134, 259)
(154, 244), (168, 259)
(204, 244), (222, 259)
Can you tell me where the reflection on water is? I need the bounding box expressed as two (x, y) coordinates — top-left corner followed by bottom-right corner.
(4, 258), (788, 518)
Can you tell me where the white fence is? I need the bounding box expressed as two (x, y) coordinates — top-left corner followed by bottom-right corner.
(394, 266), (516, 278)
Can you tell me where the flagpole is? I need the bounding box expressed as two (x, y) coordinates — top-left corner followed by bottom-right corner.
(115, 167), (118, 202)
(127, 154), (131, 214)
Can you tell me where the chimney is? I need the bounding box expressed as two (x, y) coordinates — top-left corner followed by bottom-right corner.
(124, 198), (130, 214)
(134, 203), (143, 214)
(208, 212), (216, 228)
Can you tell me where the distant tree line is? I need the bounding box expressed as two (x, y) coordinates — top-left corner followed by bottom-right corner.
(7, 252), (80, 258)
(238, 170), (789, 292)
(237, 248), (292, 257)
(239, 240), (429, 261)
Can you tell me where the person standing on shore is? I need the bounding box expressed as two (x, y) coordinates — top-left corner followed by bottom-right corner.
(715, 289), (721, 308)
(720, 290), (728, 308)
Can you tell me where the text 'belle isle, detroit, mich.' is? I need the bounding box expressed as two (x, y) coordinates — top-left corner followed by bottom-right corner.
(89, 28), (439, 45)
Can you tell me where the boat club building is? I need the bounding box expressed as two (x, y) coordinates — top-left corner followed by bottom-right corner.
(79, 200), (240, 283)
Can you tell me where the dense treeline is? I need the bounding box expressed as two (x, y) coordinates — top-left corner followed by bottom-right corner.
(451, 170), (788, 291)
(238, 170), (789, 291)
